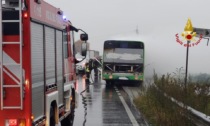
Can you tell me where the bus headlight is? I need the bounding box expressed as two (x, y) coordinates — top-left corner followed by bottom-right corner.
(135, 74), (138, 80)
(109, 73), (113, 79)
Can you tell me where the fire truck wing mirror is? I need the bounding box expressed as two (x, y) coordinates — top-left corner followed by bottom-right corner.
(81, 42), (87, 56)
(80, 34), (88, 41)
(69, 25), (79, 32)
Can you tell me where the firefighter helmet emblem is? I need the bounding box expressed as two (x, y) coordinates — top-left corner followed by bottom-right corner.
(175, 18), (202, 47)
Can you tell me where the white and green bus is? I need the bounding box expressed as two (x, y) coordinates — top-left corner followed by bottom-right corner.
(102, 40), (144, 85)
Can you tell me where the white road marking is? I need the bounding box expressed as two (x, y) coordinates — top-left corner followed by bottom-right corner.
(115, 86), (139, 126)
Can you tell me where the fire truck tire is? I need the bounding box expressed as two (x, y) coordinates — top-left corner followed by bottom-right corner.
(62, 104), (74, 126)
(50, 106), (56, 126)
(61, 113), (74, 126)
(62, 90), (75, 126)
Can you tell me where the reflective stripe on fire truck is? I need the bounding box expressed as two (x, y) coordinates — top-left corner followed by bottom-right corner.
(3, 51), (22, 83)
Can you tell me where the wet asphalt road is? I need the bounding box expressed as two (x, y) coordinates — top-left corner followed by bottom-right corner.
(72, 74), (148, 126)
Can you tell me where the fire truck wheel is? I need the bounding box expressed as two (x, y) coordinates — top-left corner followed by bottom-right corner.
(61, 113), (74, 126)
(71, 89), (76, 110)
(50, 106), (55, 126)
(61, 114), (73, 126)
(62, 90), (75, 126)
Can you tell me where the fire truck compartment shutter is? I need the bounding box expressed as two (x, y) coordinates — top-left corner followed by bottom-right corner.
(31, 22), (45, 119)
(45, 26), (56, 85)
(56, 30), (64, 106)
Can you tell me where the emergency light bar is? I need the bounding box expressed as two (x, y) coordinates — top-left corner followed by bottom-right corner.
(63, 15), (67, 20)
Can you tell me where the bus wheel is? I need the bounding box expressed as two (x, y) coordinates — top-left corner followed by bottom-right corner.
(106, 80), (114, 85)
(136, 81), (142, 87)
(106, 80), (111, 85)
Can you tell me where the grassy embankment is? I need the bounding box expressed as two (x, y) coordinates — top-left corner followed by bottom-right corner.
(134, 71), (210, 126)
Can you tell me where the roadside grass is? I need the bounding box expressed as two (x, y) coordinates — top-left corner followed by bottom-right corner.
(154, 72), (210, 115)
(134, 85), (195, 126)
(134, 71), (210, 126)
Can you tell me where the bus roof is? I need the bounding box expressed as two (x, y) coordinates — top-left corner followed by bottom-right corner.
(105, 36), (145, 43)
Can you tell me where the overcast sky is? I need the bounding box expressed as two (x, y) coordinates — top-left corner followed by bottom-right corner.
(45, 0), (210, 76)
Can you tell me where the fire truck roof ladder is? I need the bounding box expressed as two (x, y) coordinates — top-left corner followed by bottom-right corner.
(0, 0), (23, 110)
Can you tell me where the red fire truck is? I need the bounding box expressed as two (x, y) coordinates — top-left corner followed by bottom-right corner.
(0, 0), (88, 126)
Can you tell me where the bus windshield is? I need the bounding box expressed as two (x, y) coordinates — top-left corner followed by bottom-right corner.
(103, 41), (144, 64)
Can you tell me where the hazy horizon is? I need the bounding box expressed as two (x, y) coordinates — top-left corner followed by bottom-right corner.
(45, 0), (210, 76)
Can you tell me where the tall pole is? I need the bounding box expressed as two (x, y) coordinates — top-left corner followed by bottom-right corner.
(184, 41), (190, 92)
(182, 18), (195, 111)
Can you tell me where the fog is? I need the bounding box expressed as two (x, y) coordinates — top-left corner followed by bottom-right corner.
(45, 0), (210, 77)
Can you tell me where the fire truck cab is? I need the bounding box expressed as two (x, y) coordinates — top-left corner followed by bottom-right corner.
(0, 0), (88, 126)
